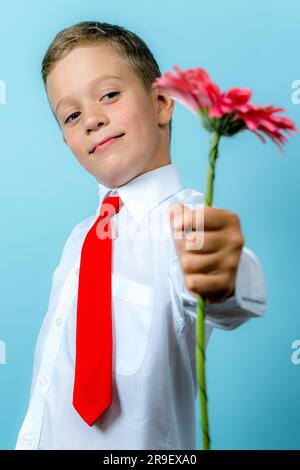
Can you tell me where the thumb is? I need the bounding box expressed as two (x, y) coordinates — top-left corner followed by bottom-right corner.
(169, 203), (184, 231)
(169, 203), (186, 258)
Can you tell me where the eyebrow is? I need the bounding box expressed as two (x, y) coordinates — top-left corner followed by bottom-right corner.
(55, 75), (123, 115)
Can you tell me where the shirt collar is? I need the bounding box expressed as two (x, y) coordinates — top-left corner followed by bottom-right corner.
(97, 163), (183, 221)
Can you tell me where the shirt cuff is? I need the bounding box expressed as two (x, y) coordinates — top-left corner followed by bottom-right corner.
(176, 246), (267, 330)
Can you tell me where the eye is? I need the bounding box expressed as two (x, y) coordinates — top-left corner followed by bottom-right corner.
(64, 92), (120, 124)
(65, 111), (80, 124)
(101, 91), (120, 101)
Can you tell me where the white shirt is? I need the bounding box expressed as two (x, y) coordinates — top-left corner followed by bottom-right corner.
(15, 163), (266, 450)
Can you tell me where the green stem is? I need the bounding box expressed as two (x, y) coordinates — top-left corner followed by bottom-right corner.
(205, 131), (220, 206)
(196, 131), (220, 450)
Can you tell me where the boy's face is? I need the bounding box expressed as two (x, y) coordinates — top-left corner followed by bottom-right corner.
(46, 44), (174, 188)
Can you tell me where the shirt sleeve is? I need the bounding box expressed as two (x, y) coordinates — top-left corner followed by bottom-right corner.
(168, 246), (267, 331)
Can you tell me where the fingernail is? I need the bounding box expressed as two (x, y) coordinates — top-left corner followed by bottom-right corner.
(186, 231), (195, 241)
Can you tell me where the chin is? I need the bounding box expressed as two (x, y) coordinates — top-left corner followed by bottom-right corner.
(98, 164), (142, 188)
(95, 173), (129, 189)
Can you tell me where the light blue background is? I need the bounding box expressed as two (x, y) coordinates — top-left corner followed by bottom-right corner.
(0, 0), (299, 450)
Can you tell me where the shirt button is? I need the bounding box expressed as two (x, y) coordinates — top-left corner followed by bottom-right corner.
(75, 267), (79, 276)
(22, 433), (33, 445)
(39, 375), (48, 388)
(55, 317), (62, 327)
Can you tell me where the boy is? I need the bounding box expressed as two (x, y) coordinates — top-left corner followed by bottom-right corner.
(15, 21), (266, 450)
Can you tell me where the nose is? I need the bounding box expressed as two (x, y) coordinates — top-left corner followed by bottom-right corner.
(84, 105), (109, 134)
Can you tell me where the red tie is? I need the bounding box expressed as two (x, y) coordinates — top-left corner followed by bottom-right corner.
(73, 194), (123, 426)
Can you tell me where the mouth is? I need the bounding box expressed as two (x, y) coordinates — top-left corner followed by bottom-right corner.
(90, 133), (125, 155)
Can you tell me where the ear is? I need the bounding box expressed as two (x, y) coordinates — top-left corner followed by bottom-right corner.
(154, 89), (175, 126)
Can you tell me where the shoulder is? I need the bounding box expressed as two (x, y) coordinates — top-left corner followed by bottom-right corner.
(62, 212), (97, 254)
(64, 214), (96, 246)
(55, 213), (97, 275)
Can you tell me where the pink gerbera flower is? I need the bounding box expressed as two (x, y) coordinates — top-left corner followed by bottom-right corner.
(153, 66), (297, 153)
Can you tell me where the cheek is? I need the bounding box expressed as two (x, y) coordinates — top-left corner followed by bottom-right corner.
(119, 95), (154, 132)
(122, 104), (155, 142)
(64, 129), (83, 159)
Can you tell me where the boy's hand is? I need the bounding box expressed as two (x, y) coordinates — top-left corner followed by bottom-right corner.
(169, 204), (244, 303)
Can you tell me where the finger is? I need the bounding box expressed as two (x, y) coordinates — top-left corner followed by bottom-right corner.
(170, 203), (204, 232)
(180, 252), (220, 275)
(183, 229), (225, 254)
(184, 272), (232, 298)
(170, 204), (232, 233)
(203, 206), (231, 231)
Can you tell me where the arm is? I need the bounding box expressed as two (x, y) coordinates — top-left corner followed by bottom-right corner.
(179, 246), (267, 330)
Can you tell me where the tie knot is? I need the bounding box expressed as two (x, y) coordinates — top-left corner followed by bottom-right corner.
(101, 194), (123, 218)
